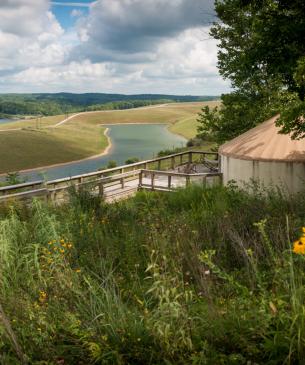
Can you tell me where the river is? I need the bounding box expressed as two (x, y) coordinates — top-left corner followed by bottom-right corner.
(19, 124), (186, 181)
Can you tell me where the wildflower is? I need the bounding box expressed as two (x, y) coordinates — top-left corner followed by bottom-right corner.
(293, 240), (305, 255)
(67, 243), (73, 249)
(59, 249), (65, 254)
(75, 269), (81, 273)
(38, 290), (47, 303)
(47, 241), (53, 245)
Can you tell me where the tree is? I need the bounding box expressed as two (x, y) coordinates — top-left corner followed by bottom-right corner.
(197, 0), (305, 142)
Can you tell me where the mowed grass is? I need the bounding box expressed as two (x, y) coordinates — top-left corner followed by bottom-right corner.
(0, 102), (218, 174)
(0, 126), (107, 173)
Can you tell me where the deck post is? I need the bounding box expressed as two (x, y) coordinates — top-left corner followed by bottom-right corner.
(98, 183), (104, 197)
(188, 152), (192, 164)
(139, 171), (143, 187)
(168, 175), (172, 189)
(202, 175), (207, 187)
(171, 156), (175, 169)
(151, 173), (155, 190)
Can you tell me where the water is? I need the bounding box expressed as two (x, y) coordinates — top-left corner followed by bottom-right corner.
(20, 124), (186, 181)
(0, 118), (17, 124)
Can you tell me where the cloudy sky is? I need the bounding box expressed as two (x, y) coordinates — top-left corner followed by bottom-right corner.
(0, 0), (230, 95)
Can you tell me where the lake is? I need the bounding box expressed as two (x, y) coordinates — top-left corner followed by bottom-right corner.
(20, 124), (186, 181)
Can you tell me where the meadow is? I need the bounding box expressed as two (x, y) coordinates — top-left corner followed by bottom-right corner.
(0, 183), (305, 364)
(0, 102), (219, 174)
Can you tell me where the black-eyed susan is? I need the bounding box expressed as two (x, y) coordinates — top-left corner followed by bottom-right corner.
(293, 239), (305, 254)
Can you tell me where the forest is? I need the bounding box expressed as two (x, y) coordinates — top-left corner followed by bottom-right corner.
(0, 93), (216, 117)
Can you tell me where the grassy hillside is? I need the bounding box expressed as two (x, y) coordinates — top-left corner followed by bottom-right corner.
(0, 184), (304, 364)
(0, 102), (217, 174)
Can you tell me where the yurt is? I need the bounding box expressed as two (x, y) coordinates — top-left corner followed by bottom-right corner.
(219, 115), (305, 193)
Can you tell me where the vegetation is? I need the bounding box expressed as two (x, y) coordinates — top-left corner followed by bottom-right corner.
(107, 160), (117, 169)
(197, 0), (305, 144)
(0, 184), (305, 363)
(0, 93), (218, 117)
(125, 157), (140, 165)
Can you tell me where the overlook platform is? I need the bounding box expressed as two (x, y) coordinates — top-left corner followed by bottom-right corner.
(0, 151), (222, 204)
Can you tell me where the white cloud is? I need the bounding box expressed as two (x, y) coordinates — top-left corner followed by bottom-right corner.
(0, 0), (230, 95)
(71, 9), (83, 18)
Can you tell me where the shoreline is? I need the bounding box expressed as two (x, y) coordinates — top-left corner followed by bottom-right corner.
(0, 123), (187, 178)
(0, 127), (112, 177)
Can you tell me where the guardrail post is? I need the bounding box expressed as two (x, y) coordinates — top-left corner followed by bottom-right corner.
(168, 175), (172, 189)
(158, 160), (161, 170)
(121, 178), (125, 189)
(171, 156), (175, 169)
(186, 175), (191, 187)
(180, 154), (183, 165)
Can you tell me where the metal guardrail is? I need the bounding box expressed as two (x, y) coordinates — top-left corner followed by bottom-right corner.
(0, 151), (220, 203)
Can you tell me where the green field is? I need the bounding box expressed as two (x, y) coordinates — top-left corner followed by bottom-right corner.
(0, 102), (219, 174)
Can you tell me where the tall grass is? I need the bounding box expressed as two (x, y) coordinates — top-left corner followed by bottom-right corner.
(0, 184), (305, 363)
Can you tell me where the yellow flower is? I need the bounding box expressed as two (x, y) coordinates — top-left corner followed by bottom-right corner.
(38, 290), (47, 303)
(293, 240), (305, 255)
(75, 269), (81, 273)
(302, 227), (305, 234)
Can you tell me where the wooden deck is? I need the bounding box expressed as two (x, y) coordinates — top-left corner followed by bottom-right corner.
(0, 151), (222, 204)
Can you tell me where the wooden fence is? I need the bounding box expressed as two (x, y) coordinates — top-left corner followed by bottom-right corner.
(0, 150), (221, 203)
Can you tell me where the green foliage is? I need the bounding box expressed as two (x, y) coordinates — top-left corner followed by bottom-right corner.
(197, 90), (286, 144)
(125, 157), (140, 165)
(4, 172), (26, 186)
(0, 185), (305, 363)
(205, 0), (305, 142)
(107, 160), (117, 169)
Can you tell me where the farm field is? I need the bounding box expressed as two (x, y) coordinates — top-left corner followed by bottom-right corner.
(0, 102), (219, 174)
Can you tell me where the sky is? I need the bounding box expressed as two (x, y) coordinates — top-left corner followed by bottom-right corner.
(0, 0), (230, 95)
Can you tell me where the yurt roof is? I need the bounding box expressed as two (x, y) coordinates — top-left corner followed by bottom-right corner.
(219, 115), (305, 162)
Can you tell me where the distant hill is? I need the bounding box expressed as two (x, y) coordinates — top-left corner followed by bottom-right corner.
(0, 93), (219, 117)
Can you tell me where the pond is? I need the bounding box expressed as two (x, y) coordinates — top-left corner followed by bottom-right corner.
(20, 124), (186, 181)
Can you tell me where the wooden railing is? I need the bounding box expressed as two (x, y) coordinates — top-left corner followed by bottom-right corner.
(0, 150), (220, 203)
(139, 169), (222, 191)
